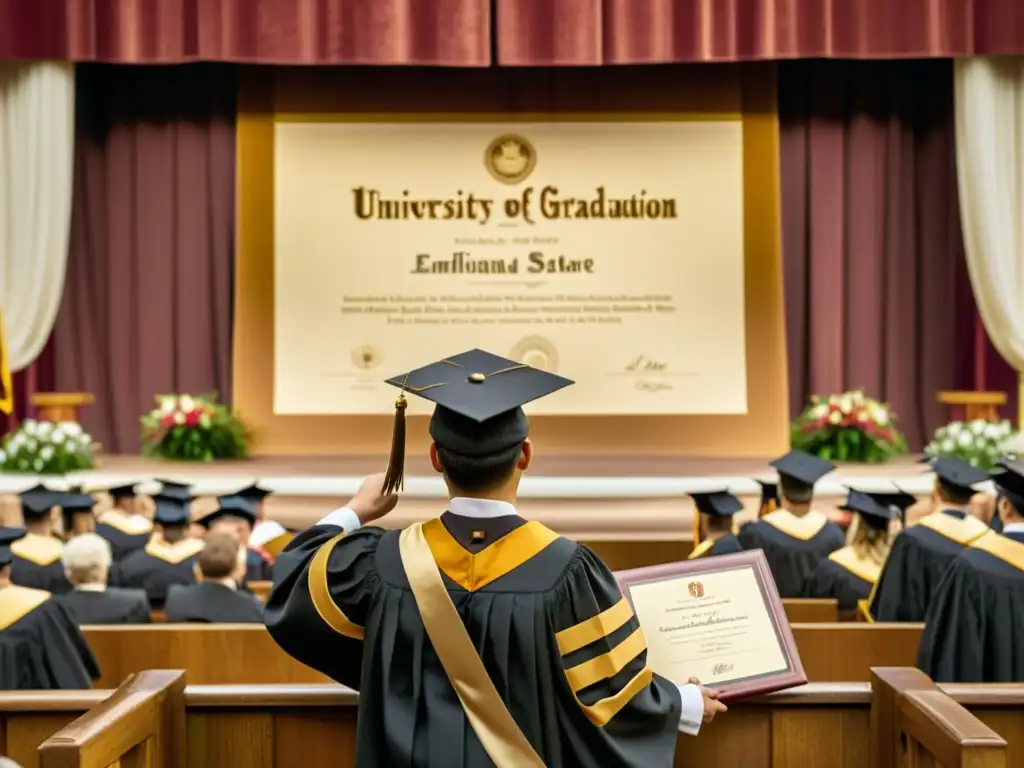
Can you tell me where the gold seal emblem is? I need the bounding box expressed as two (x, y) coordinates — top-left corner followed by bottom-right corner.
(351, 345), (382, 370)
(484, 134), (536, 185)
(509, 335), (559, 373)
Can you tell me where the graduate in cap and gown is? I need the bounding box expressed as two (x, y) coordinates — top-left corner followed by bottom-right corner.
(0, 527), (100, 688)
(59, 491), (97, 541)
(196, 495), (272, 584)
(266, 349), (725, 768)
(688, 491), (744, 559)
(245, 483), (295, 563)
(94, 482), (152, 561)
(866, 457), (990, 622)
(9, 485), (72, 594)
(110, 485), (204, 607)
(737, 451), (845, 598)
(803, 490), (898, 612)
(918, 459), (1024, 682)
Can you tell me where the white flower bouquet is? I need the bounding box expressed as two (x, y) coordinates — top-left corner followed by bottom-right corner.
(924, 419), (1016, 470)
(0, 419), (94, 474)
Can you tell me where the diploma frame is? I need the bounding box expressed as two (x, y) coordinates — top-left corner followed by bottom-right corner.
(615, 550), (806, 701)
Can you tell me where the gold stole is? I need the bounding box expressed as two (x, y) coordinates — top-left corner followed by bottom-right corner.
(399, 523), (545, 768)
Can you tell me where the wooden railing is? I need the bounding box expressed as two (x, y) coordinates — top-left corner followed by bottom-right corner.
(901, 688), (1006, 766)
(37, 670), (186, 768)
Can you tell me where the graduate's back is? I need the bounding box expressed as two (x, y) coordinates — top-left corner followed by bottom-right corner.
(737, 510), (845, 597)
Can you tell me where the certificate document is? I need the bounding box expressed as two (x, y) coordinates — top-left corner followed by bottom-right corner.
(616, 551), (805, 700)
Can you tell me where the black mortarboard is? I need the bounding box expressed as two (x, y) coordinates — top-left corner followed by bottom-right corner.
(236, 483), (272, 503)
(870, 489), (918, 514)
(152, 494), (191, 526)
(106, 483), (138, 500)
(929, 457), (988, 497)
(840, 489), (893, 530)
(690, 490), (743, 517)
(992, 459), (1024, 509)
(199, 495), (257, 529)
(59, 492), (96, 513)
(0, 527), (27, 566)
(770, 450), (835, 486)
(20, 484), (59, 519)
(155, 479), (193, 503)
(381, 349), (574, 493)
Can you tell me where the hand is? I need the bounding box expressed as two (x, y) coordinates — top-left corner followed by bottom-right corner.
(347, 473), (399, 524)
(695, 681), (727, 723)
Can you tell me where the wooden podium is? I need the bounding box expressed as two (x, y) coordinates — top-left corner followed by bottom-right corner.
(937, 390), (1007, 422)
(31, 392), (95, 423)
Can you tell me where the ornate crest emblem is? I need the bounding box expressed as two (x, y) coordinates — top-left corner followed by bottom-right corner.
(484, 134), (536, 185)
(687, 581), (705, 599)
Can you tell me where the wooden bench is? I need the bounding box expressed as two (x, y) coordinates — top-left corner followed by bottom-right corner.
(783, 598), (838, 623)
(4, 671), (1014, 768)
(37, 670), (186, 768)
(82, 620), (921, 687)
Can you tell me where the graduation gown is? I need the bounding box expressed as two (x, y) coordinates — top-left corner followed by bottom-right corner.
(0, 585), (100, 689)
(59, 587), (151, 625)
(165, 582), (264, 623)
(109, 537), (204, 607)
(94, 511), (153, 561)
(266, 513), (683, 768)
(244, 547), (273, 584)
(9, 533), (72, 594)
(803, 546), (881, 612)
(867, 509), (989, 622)
(917, 530), (1024, 682)
(688, 533), (743, 559)
(736, 510), (845, 598)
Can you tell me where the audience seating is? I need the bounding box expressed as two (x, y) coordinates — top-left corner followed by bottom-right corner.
(4, 668), (1012, 768)
(81, 621), (922, 687)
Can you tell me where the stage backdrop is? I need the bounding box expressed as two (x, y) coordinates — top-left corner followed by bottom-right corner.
(234, 66), (788, 456)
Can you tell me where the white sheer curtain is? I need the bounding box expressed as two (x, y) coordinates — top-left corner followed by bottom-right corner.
(0, 61), (75, 372)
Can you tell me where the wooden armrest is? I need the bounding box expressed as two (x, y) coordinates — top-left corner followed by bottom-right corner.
(901, 689), (1006, 766)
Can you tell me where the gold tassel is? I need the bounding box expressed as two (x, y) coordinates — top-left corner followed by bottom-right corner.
(692, 507), (701, 549)
(760, 499), (777, 518)
(382, 395), (408, 495)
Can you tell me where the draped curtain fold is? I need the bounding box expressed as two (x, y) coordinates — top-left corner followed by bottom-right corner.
(53, 65), (236, 452)
(955, 58), (1024, 412)
(780, 60), (964, 450)
(0, 0), (491, 64)
(496, 0), (1024, 66)
(0, 62), (75, 374)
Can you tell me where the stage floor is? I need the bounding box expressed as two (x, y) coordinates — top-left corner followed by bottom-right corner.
(0, 453), (961, 541)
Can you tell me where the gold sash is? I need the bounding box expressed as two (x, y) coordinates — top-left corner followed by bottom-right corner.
(398, 523), (545, 768)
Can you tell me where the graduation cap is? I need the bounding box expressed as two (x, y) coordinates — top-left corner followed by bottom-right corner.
(870, 488), (918, 528)
(991, 459), (1024, 509)
(770, 450), (835, 487)
(928, 457), (988, 498)
(381, 349), (574, 493)
(690, 491), (743, 517)
(840, 489), (894, 530)
(0, 527), (27, 566)
(236, 483), (272, 503)
(155, 479), (193, 503)
(58, 491), (97, 534)
(198, 495), (257, 529)
(105, 483), (138, 501)
(19, 484), (60, 520)
(152, 494), (192, 526)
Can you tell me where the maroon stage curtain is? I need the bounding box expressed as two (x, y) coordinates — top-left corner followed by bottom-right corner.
(496, 0), (1024, 65)
(52, 65), (235, 453)
(0, 0), (490, 65)
(779, 59), (982, 451)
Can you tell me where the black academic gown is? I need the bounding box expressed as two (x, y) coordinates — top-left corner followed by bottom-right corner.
(10, 533), (72, 594)
(164, 582), (264, 623)
(109, 538), (204, 607)
(688, 534), (743, 559)
(0, 585), (100, 689)
(266, 512), (683, 768)
(868, 509), (989, 622)
(94, 513), (153, 561)
(918, 529), (1024, 682)
(803, 547), (880, 612)
(59, 587), (151, 625)
(244, 548), (273, 584)
(736, 510), (845, 598)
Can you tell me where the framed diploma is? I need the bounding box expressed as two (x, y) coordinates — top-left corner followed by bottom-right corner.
(615, 550), (806, 701)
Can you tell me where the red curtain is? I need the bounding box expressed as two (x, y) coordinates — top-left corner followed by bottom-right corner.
(52, 65), (236, 453)
(0, 0), (490, 64)
(496, 0), (1024, 65)
(779, 60), (977, 450)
